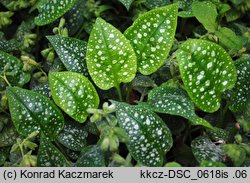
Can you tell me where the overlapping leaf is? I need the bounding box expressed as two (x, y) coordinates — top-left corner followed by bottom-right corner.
(49, 72), (99, 123)
(37, 135), (69, 167)
(75, 145), (105, 167)
(86, 18), (137, 90)
(58, 121), (88, 151)
(0, 51), (30, 89)
(115, 102), (173, 166)
(228, 57), (250, 112)
(118, 0), (134, 10)
(192, 1), (218, 32)
(35, 0), (77, 26)
(7, 87), (64, 139)
(124, 3), (178, 75)
(177, 39), (237, 112)
(139, 85), (213, 129)
(47, 35), (88, 76)
(191, 136), (225, 163)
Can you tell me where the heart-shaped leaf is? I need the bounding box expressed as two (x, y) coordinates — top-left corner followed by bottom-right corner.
(86, 18), (137, 90)
(192, 1), (218, 32)
(177, 39), (237, 112)
(124, 3), (178, 75)
(34, 0), (77, 26)
(0, 123), (19, 147)
(191, 136), (225, 163)
(37, 135), (69, 167)
(75, 145), (105, 167)
(139, 85), (213, 129)
(118, 0), (134, 10)
(49, 71), (99, 123)
(0, 51), (30, 89)
(6, 87), (64, 139)
(47, 35), (89, 76)
(58, 121), (88, 151)
(228, 57), (250, 112)
(115, 101), (173, 166)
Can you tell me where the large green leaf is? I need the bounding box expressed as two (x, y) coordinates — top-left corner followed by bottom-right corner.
(47, 35), (88, 76)
(86, 18), (137, 90)
(0, 51), (30, 89)
(124, 3), (178, 75)
(58, 121), (88, 151)
(37, 135), (69, 167)
(75, 145), (105, 167)
(34, 0), (77, 26)
(191, 136), (225, 163)
(118, 0), (134, 10)
(49, 71), (99, 123)
(177, 39), (237, 113)
(115, 102), (173, 166)
(228, 57), (250, 112)
(6, 87), (64, 139)
(192, 1), (218, 32)
(139, 85), (213, 129)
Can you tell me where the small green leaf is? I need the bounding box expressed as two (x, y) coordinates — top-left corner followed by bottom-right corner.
(49, 71), (99, 123)
(228, 57), (250, 112)
(115, 102), (173, 166)
(200, 161), (226, 167)
(7, 87), (64, 139)
(86, 18), (137, 90)
(139, 85), (213, 129)
(191, 136), (225, 163)
(224, 144), (246, 166)
(207, 127), (229, 142)
(0, 51), (30, 88)
(75, 145), (105, 167)
(118, 0), (134, 10)
(58, 121), (88, 151)
(215, 27), (245, 50)
(0, 123), (19, 147)
(164, 161), (182, 167)
(47, 35), (89, 76)
(37, 135), (69, 167)
(124, 3), (178, 75)
(34, 0), (78, 26)
(192, 1), (218, 32)
(177, 39), (237, 113)
(144, 0), (170, 9)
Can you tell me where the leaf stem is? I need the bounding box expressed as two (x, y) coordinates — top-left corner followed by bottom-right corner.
(115, 85), (123, 102)
(0, 73), (11, 87)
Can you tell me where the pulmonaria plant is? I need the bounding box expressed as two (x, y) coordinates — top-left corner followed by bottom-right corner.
(0, 0), (249, 167)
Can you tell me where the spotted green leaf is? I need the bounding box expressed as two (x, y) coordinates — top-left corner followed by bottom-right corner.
(37, 135), (69, 167)
(177, 39), (237, 113)
(7, 87), (64, 139)
(75, 145), (105, 167)
(192, 1), (218, 32)
(191, 136), (225, 163)
(0, 51), (30, 89)
(144, 0), (170, 9)
(0, 123), (19, 147)
(118, 0), (134, 10)
(47, 35), (88, 76)
(49, 71), (99, 123)
(139, 85), (213, 129)
(124, 3), (178, 75)
(34, 0), (78, 26)
(58, 121), (88, 151)
(228, 57), (250, 112)
(115, 102), (173, 166)
(86, 18), (137, 90)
